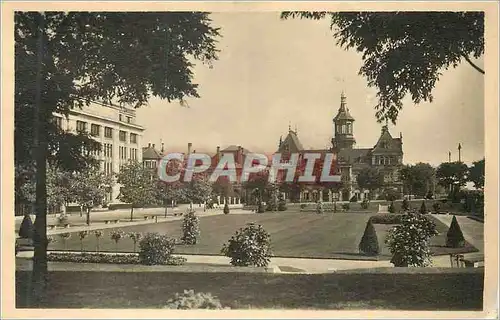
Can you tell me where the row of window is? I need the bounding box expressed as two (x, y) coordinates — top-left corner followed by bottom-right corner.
(372, 156), (401, 165)
(104, 162), (114, 176)
(72, 120), (138, 143)
(336, 122), (353, 135)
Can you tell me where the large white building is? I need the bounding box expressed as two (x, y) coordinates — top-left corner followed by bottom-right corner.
(53, 102), (144, 203)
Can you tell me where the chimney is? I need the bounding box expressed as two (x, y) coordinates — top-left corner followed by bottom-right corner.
(188, 142), (192, 155)
(148, 143), (151, 148)
(161, 142), (164, 153)
(193, 150), (196, 153)
(152, 144), (155, 149)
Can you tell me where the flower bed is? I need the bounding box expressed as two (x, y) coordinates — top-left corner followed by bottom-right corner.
(369, 214), (404, 225)
(47, 252), (186, 266)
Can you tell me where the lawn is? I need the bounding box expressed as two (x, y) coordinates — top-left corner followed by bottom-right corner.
(15, 269), (484, 309)
(47, 211), (478, 260)
(48, 211), (373, 259)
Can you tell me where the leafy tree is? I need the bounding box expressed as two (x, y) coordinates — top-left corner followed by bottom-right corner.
(385, 213), (438, 267)
(446, 216), (466, 248)
(127, 232), (143, 253)
(280, 12), (484, 123)
(116, 161), (159, 221)
(16, 11), (219, 304)
(155, 158), (185, 216)
(359, 221), (380, 256)
(184, 173), (213, 205)
(436, 162), (469, 199)
(399, 163), (436, 197)
(356, 167), (385, 199)
(78, 231), (88, 253)
(468, 158), (485, 190)
(71, 167), (113, 225)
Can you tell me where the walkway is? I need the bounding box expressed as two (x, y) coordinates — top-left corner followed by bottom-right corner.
(431, 214), (484, 252)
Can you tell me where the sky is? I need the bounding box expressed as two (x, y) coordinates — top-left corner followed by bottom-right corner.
(136, 12), (485, 167)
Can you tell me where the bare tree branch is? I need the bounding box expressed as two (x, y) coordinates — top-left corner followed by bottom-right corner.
(463, 54), (485, 74)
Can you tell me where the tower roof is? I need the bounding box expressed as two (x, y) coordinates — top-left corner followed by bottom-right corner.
(333, 92), (355, 122)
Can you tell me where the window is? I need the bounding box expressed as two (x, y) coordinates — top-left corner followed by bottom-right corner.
(130, 133), (137, 144)
(53, 116), (62, 128)
(104, 127), (113, 138)
(90, 124), (100, 137)
(126, 116), (132, 123)
(76, 120), (87, 132)
(119, 131), (126, 142)
(119, 114), (123, 122)
(103, 143), (113, 158)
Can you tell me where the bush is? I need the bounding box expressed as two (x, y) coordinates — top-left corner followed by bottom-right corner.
(181, 211), (200, 245)
(266, 197), (277, 211)
(277, 195), (287, 211)
(349, 195), (358, 202)
(221, 223), (272, 267)
(426, 191), (434, 199)
(360, 199), (369, 210)
(446, 216), (466, 248)
(316, 201), (324, 214)
(358, 221), (380, 256)
(164, 290), (227, 309)
(388, 201), (395, 213)
(383, 188), (401, 201)
(402, 198), (410, 211)
(342, 203), (350, 211)
(257, 202), (265, 213)
(138, 232), (176, 265)
(419, 201), (428, 214)
(369, 214), (403, 225)
(57, 214), (69, 226)
(432, 202), (441, 214)
(223, 202), (230, 214)
(46, 252), (186, 265)
(385, 213), (438, 267)
(300, 203), (307, 209)
(18, 214), (34, 239)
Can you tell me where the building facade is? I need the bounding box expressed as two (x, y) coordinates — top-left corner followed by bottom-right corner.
(53, 102), (144, 203)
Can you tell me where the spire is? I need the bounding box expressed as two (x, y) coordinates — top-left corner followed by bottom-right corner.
(333, 91), (355, 122)
(340, 91), (347, 110)
(279, 135), (283, 147)
(288, 121), (292, 133)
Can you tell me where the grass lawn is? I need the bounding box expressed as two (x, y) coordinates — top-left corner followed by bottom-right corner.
(49, 211), (374, 259)
(15, 269), (484, 310)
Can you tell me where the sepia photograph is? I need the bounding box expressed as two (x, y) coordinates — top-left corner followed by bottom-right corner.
(2, 1), (498, 318)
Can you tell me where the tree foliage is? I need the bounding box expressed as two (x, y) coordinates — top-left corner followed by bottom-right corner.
(468, 158), (485, 190)
(436, 161), (469, 193)
(446, 215), (466, 248)
(280, 11), (484, 123)
(359, 221), (380, 256)
(399, 163), (436, 197)
(356, 167), (385, 197)
(221, 223), (272, 267)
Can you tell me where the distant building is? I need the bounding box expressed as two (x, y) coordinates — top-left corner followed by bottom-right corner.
(277, 92), (404, 202)
(53, 102), (144, 203)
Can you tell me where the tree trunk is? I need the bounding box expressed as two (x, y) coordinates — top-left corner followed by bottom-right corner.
(164, 199), (168, 218)
(86, 207), (91, 226)
(79, 205), (83, 217)
(30, 12), (48, 308)
(130, 206), (134, 221)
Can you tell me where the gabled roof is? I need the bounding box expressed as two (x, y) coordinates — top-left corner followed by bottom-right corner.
(338, 148), (372, 163)
(371, 126), (403, 155)
(220, 145), (251, 155)
(278, 130), (304, 153)
(142, 146), (163, 160)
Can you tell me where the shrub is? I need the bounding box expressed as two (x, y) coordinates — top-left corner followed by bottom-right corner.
(419, 201), (428, 214)
(18, 214), (34, 239)
(342, 203), (350, 211)
(221, 223), (272, 267)
(94, 230), (103, 252)
(426, 191), (434, 199)
(300, 203), (307, 209)
(369, 214), (403, 225)
(59, 232), (71, 250)
(257, 202), (265, 213)
(181, 211), (200, 245)
(266, 197), (277, 211)
(446, 216), (466, 248)
(46, 252), (186, 265)
(360, 199), (369, 210)
(110, 230), (124, 252)
(385, 213), (438, 267)
(432, 202), (441, 214)
(316, 201), (324, 214)
(223, 202), (230, 214)
(138, 232), (176, 265)
(358, 221), (380, 256)
(78, 231), (89, 252)
(277, 195), (287, 211)
(128, 232), (143, 252)
(388, 201), (396, 213)
(57, 214), (69, 226)
(401, 198), (410, 211)
(349, 195), (358, 202)
(164, 290), (227, 309)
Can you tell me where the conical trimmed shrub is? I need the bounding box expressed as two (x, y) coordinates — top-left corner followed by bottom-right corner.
(19, 214), (34, 239)
(419, 201), (428, 214)
(223, 202), (230, 214)
(446, 215), (465, 248)
(359, 221), (380, 256)
(388, 201), (395, 213)
(402, 198), (410, 211)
